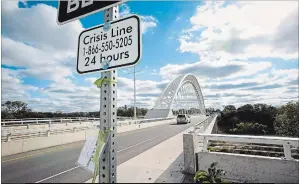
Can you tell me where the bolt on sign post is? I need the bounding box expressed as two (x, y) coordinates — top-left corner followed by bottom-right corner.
(57, 1), (142, 183)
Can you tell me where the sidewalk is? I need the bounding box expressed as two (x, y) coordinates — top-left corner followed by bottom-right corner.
(85, 126), (194, 183)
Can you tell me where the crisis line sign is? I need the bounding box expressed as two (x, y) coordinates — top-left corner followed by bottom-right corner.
(77, 15), (141, 74)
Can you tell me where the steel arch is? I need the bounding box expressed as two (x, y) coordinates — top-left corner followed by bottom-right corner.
(145, 74), (206, 119)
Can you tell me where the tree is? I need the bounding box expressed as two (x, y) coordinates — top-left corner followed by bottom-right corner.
(274, 101), (299, 137)
(218, 105), (238, 129)
(252, 104), (277, 133)
(237, 104), (254, 122)
(223, 105), (236, 112)
(1, 101), (32, 119)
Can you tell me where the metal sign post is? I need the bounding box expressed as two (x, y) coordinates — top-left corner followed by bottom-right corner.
(99, 6), (119, 183)
(57, 0), (126, 25)
(72, 1), (142, 182)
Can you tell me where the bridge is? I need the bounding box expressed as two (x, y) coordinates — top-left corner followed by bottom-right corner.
(1, 74), (298, 183)
(145, 74), (206, 119)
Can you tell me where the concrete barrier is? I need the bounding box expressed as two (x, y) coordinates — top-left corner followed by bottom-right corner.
(1, 130), (94, 156)
(1, 122), (94, 136)
(183, 115), (217, 174)
(2, 122), (94, 132)
(197, 152), (299, 183)
(1, 119), (174, 156)
(117, 119), (174, 133)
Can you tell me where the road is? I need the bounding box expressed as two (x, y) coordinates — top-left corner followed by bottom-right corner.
(1, 116), (206, 183)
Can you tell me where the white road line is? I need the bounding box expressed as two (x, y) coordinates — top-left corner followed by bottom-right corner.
(117, 133), (168, 153)
(34, 133), (167, 183)
(34, 166), (80, 183)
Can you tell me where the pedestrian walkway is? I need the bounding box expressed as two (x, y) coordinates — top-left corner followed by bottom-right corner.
(85, 126), (194, 183)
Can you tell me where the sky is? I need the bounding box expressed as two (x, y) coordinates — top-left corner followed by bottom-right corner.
(1, 0), (298, 112)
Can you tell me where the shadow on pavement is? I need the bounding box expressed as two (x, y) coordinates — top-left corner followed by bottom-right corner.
(154, 152), (185, 183)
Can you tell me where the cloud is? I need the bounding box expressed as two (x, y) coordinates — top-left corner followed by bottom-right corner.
(246, 84), (283, 91)
(140, 15), (158, 33)
(119, 3), (158, 34)
(159, 59), (272, 80)
(2, 37), (73, 83)
(1, 68), (38, 103)
(2, 1), (83, 58)
(200, 68), (298, 108)
(180, 1), (298, 60)
(151, 69), (158, 75)
(1, 1), (83, 83)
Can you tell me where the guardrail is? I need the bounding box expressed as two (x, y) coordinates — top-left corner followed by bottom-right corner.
(188, 115), (214, 134)
(1, 116), (136, 122)
(1, 117), (174, 142)
(116, 117), (174, 126)
(1, 116), (142, 126)
(1, 117), (100, 126)
(198, 134), (299, 160)
(2, 126), (92, 142)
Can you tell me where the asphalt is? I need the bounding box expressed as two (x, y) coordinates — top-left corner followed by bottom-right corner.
(1, 116), (206, 183)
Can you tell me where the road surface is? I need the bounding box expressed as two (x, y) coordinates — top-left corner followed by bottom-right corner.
(1, 116), (206, 183)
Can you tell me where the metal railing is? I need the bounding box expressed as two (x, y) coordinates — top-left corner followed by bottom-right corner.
(1, 116), (141, 126)
(198, 134), (299, 160)
(1, 117), (100, 126)
(187, 115), (215, 134)
(2, 126), (92, 142)
(117, 117), (174, 126)
(1, 117), (174, 142)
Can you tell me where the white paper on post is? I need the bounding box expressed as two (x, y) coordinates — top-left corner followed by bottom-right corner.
(77, 136), (99, 173)
(77, 133), (109, 174)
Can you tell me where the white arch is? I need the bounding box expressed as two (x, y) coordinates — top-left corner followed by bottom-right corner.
(145, 74), (206, 119)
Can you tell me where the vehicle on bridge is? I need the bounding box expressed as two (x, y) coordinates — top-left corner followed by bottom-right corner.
(177, 114), (191, 124)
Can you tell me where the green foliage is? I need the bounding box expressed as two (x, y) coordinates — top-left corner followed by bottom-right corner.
(217, 103), (278, 134)
(1, 101), (32, 119)
(194, 162), (226, 183)
(208, 147), (217, 152)
(1, 101), (148, 119)
(274, 101), (299, 137)
(229, 122), (268, 135)
(223, 105), (236, 112)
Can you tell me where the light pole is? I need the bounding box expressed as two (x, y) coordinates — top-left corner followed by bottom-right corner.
(125, 66), (143, 119)
(133, 66), (136, 119)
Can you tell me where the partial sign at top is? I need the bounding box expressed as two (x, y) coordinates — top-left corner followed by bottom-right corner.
(77, 15), (142, 74)
(57, 0), (125, 25)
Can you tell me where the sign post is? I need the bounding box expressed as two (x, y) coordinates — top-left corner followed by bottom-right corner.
(57, 0), (126, 25)
(59, 1), (142, 182)
(99, 6), (119, 183)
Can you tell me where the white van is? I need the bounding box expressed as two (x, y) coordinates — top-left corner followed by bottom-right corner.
(177, 114), (191, 124)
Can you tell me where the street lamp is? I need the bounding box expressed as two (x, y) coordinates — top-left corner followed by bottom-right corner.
(124, 66), (143, 119)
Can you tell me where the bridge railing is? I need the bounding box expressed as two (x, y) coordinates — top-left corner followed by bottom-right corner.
(1, 117), (100, 126)
(188, 115), (214, 134)
(2, 126), (92, 142)
(1, 116), (140, 126)
(183, 115), (218, 174)
(198, 134), (299, 160)
(1, 117), (174, 142)
(117, 117), (174, 126)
